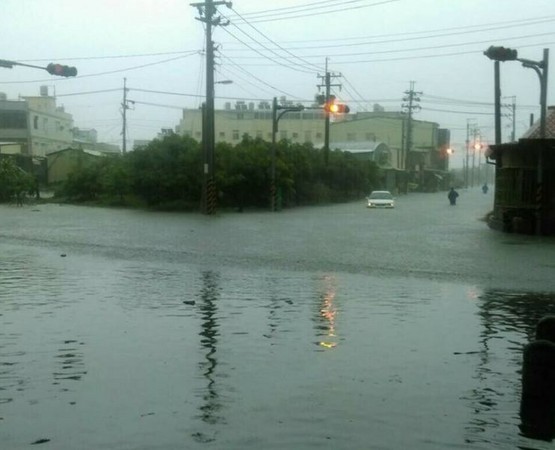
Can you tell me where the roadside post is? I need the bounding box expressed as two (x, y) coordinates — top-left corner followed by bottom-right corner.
(520, 316), (555, 441)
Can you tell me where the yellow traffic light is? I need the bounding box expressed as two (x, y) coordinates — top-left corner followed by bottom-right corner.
(324, 102), (350, 114)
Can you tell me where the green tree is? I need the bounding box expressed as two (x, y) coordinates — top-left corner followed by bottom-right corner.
(0, 157), (35, 204)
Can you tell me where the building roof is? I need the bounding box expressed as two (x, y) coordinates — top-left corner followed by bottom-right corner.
(522, 106), (555, 138)
(46, 147), (105, 158)
(318, 141), (390, 153)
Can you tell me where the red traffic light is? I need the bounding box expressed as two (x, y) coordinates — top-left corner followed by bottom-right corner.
(324, 101), (350, 114)
(483, 46), (518, 62)
(46, 63), (78, 77)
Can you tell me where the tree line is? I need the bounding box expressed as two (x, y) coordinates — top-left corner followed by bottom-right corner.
(2, 134), (381, 210)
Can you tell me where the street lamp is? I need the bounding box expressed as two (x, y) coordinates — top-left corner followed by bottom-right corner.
(270, 97), (305, 211)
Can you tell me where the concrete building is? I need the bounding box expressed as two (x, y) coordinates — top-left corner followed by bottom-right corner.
(0, 87), (74, 157)
(176, 100), (451, 192)
(46, 147), (105, 185)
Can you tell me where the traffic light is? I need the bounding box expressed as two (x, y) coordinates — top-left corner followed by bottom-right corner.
(324, 101), (350, 114)
(46, 63), (78, 77)
(483, 46), (518, 62)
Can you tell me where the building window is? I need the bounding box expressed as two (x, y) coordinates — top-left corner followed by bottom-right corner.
(219, 131), (225, 138)
(366, 132), (376, 141)
(347, 133), (356, 142)
(316, 132), (323, 139)
(237, 113), (244, 120)
(292, 132), (299, 140)
(232, 130), (240, 140)
(0, 111), (26, 129)
(33, 116), (38, 129)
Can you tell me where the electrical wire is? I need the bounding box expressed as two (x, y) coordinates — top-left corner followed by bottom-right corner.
(56, 88), (121, 97)
(226, 0), (372, 19)
(0, 52), (200, 84)
(217, 32), (555, 62)
(225, 0), (400, 24)
(225, 6), (323, 73)
(221, 16), (555, 51)
(17, 50), (200, 62)
(219, 23), (316, 75)
(218, 53), (303, 99)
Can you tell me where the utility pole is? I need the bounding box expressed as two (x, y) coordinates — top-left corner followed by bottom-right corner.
(317, 58), (342, 165)
(465, 119), (476, 189)
(402, 81), (422, 190)
(121, 77), (129, 153)
(471, 127), (479, 187)
(192, 0), (231, 214)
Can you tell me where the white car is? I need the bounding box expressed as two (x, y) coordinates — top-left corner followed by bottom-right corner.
(366, 190), (395, 208)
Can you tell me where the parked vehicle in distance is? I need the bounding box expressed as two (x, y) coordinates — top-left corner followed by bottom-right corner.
(366, 190), (395, 208)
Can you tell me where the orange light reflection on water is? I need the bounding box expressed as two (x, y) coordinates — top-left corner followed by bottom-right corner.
(319, 275), (338, 349)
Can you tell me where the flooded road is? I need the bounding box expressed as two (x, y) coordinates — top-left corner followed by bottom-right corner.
(1, 189), (555, 449)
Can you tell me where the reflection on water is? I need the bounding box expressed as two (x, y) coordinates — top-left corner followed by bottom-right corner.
(463, 289), (555, 448)
(53, 340), (87, 386)
(193, 270), (224, 443)
(314, 275), (338, 349)
(2, 207), (555, 449)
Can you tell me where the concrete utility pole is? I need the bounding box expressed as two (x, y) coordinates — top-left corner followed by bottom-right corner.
(464, 119), (476, 188)
(402, 81), (422, 188)
(121, 78), (129, 153)
(317, 58), (342, 165)
(502, 95), (516, 142)
(192, 0), (231, 214)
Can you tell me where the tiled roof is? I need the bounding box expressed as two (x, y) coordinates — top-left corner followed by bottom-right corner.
(522, 106), (555, 138)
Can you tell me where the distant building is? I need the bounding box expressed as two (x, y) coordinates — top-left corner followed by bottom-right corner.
(0, 90), (120, 161)
(46, 147), (105, 185)
(0, 87), (73, 157)
(175, 99), (451, 192)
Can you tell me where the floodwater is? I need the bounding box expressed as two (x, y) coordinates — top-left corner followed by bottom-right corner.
(1, 189), (555, 449)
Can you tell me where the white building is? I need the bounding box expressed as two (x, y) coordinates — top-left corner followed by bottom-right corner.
(0, 87), (74, 157)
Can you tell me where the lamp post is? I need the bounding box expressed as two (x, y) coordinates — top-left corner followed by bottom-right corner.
(271, 97), (304, 211)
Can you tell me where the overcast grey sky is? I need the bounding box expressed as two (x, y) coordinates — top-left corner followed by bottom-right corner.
(2, 0), (555, 167)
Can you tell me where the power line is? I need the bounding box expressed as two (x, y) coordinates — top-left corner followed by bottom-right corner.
(226, 0), (370, 19)
(17, 50), (200, 62)
(225, 6), (322, 73)
(220, 16), (555, 51)
(225, 41), (555, 66)
(219, 22), (316, 74)
(56, 88), (121, 97)
(218, 53), (303, 99)
(225, 0), (400, 24)
(0, 53), (200, 84)
(422, 107), (495, 116)
(217, 32), (555, 62)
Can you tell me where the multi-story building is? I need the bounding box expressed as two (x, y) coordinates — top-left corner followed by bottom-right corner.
(176, 100), (451, 191)
(0, 87), (74, 157)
